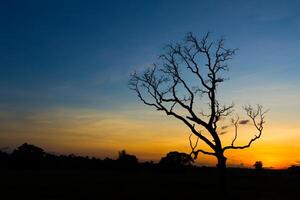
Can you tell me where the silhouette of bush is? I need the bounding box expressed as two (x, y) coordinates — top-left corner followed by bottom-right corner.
(140, 161), (156, 170)
(288, 165), (300, 175)
(117, 150), (138, 169)
(159, 151), (193, 168)
(254, 161), (263, 170)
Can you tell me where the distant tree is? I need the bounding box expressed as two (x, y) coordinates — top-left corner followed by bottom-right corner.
(13, 143), (45, 159)
(288, 165), (300, 175)
(12, 143), (45, 167)
(129, 32), (267, 193)
(159, 151), (193, 167)
(117, 150), (138, 167)
(254, 161), (263, 170)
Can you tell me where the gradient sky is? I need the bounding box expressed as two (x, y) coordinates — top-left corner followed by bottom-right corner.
(1, 0), (300, 168)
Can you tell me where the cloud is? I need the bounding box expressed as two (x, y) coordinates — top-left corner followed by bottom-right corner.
(239, 120), (250, 125)
(218, 131), (228, 135)
(221, 125), (229, 130)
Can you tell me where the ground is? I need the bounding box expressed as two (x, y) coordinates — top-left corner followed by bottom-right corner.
(1, 168), (299, 199)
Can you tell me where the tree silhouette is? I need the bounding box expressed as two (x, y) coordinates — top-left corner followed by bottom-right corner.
(117, 150), (138, 168)
(12, 143), (45, 167)
(254, 161), (263, 170)
(159, 151), (193, 167)
(129, 32), (267, 192)
(13, 143), (45, 157)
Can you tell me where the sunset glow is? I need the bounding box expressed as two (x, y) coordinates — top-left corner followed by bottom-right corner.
(1, 0), (300, 169)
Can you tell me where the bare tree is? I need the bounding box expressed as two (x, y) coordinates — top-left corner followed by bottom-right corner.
(129, 32), (266, 175)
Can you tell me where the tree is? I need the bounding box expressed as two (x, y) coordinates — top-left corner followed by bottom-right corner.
(129, 32), (266, 189)
(254, 161), (263, 170)
(13, 143), (45, 159)
(12, 143), (45, 167)
(159, 151), (193, 167)
(117, 150), (138, 168)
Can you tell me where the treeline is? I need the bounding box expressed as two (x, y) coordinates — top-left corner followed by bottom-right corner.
(0, 143), (195, 171)
(1, 143), (300, 174)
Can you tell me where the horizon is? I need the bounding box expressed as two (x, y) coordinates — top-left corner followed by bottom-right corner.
(1, 0), (300, 169)
(0, 142), (290, 170)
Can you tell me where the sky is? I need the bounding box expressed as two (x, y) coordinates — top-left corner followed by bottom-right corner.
(1, 0), (300, 168)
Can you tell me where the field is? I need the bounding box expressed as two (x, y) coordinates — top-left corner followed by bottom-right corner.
(1, 168), (299, 200)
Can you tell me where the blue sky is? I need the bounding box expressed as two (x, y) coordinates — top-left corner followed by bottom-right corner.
(1, 0), (300, 111)
(1, 0), (300, 166)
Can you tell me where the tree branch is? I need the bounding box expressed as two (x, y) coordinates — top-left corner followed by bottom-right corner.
(223, 105), (267, 151)
(189, 134), (215, 159)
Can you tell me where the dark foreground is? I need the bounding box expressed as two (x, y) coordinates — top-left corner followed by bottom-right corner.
(1, 168), (299, 200)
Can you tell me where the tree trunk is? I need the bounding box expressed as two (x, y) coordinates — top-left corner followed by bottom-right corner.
(216, 153), (228, 198)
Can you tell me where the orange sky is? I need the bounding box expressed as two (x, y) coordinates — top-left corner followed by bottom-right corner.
(1, 106), (299, 169)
